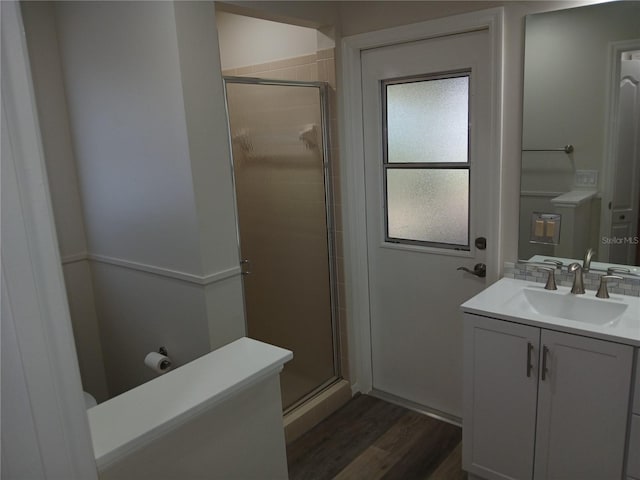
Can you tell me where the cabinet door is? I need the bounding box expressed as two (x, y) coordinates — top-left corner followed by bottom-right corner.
(534, 330), (633, 480)
(463, 314), (540, 480)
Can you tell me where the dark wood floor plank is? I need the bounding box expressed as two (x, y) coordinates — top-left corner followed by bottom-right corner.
(380, 419), (462, 480)
(333, 446), (393, 480)
(374, 411), (442, 454)
(287, 395), (408, 480)
(335, 411), (434, 480)
(286, 395), (466, 480)
(427, 441), (466, 480)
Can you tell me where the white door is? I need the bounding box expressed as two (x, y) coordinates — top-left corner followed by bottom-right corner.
(609, 55), (640, 265)
(533, 330), (632, 480)
(361, 29), (495, 418)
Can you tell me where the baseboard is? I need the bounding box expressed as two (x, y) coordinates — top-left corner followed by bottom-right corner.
(369, 389), (462, 427)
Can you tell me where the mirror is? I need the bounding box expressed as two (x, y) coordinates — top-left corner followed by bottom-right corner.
(519, 2), (640, 270)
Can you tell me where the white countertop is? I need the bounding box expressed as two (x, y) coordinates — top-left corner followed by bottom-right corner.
(88, 337), (292, 470)
(461, 278), (640, 346)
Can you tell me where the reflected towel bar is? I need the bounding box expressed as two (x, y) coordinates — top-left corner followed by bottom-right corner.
(522, 144), (574, 154)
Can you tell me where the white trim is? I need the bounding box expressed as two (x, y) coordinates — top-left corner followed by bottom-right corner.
(60, 252), (242, 284)
(520, 190), (565, 198)
(340, 7), (504, 396)
(61, 251), (90, 265)
(600, 38), (640, 262)
(1, 1), (98, 477)
(379, 242), (475, 258)
(88, 253), (242, 286)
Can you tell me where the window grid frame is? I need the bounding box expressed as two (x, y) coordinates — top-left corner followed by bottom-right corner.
(381, 70), (472, 251)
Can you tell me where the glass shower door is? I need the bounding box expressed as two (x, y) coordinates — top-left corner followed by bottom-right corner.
(225, 79), (338, 410)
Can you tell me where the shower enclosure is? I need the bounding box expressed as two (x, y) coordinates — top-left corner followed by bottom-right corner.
(224, 77), (339, 411)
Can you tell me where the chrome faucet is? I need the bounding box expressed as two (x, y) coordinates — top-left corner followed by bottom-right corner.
(568, 262), (585, 294)
(583, 247), (596, 272)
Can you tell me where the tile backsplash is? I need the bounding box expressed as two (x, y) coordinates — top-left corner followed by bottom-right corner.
(504, 262), (640, 297)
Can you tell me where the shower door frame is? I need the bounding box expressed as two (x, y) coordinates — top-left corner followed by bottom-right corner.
(222, 76), (342, 412)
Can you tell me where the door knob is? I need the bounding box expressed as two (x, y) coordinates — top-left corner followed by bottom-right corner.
(457, 263), (486, 278)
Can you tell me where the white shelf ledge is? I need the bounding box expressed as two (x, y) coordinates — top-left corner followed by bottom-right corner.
(88, 337), (292, 470)
(550, 189), (598, 208)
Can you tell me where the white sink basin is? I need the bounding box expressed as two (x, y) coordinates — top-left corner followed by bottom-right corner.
(513, 288), (628, 326)
(461, 278), (640, 347)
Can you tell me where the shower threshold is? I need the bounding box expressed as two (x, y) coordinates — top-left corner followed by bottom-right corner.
(283, 378), (351, 443)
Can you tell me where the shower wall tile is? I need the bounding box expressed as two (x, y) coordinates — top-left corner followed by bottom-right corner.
(317, 60), (327, 83)
(224, 53), (319, 81)
(297, 63), (318, 82)
(266, 67), (299, 81)
(317, 48), (334, 60)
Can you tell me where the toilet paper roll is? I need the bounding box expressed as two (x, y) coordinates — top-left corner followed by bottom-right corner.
(144, 351), (172, 374)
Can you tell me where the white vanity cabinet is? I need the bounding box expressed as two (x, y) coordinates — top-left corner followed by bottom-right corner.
(628, 355), (640, 480)
(463, 313), (634, 480)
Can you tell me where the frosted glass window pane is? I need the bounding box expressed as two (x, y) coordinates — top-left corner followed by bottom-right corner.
(386, 76), (469, 163)
(386, 169), (469, 245)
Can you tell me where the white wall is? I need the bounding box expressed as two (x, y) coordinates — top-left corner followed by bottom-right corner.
(90, 262), (211, 394)
(216, 11), (319, 69)
(55, 1), (203, 273)
(21, 1), (109, 403)
(37, 1), (245, 397)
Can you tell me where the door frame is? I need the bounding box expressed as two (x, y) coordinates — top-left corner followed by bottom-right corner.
(340, 8), (505, 395)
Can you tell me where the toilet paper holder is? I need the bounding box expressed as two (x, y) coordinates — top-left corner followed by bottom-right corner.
(144, 347), (173, 374)
(158, 346), (171, 370)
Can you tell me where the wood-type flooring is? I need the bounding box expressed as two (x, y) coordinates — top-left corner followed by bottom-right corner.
(287, 394), (466, 480)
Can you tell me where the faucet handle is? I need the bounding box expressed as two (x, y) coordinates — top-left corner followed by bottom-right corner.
(543, 259), (564, 269)
(607, 267), (630, 276)
(568, 262), (582, 272)
(531, 265), (558, 290)
(596, 275), (623, 299)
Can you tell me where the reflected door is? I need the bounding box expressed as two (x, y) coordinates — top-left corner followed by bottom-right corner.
(610, 55), (640, 265)
(225, 80), (337, 410)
